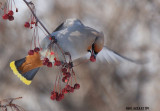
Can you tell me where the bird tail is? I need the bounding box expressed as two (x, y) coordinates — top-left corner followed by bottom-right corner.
(10, 52), (43, 85)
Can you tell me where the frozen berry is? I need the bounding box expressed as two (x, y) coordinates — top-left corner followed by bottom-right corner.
(54, 60), (61, 66)
(90, 55), (96, 62)
(62, 76), (68, 83)
(8, 16), (14, 21)
(44, 58), (49, 62)
(62, 88), (68, 94)
(24, 22), (30, 28)
(56, 95), (61, 101)
(65, 72), (71, 78)
(74, 83), (80, 89)
(47, 62), (52, 67)
(31, 21), (35, 24)
(59, 94), (64, 100)
(61, 68), (67, 73)
(43, 61), (48, 65)
(70, 87), (74, 93)
(34, 47), (40, 52)
(8, 10), (14, 16)
(50, 91), (58, 100)
(65, 85), (71, 92)
(2, 14), (9, 20)
(43, 58), (49, 65)
(28, 50), (34, 55)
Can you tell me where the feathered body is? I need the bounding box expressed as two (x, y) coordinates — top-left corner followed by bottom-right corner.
(40, 18), (104, 62)
(10, 18), (140, 85)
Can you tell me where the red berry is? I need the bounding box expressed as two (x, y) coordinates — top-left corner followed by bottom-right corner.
(44, 58), (49, 62)
(90, 55), (96, 62)
(74, 83), (80, 89)
(8, 16), (14, 21)
(28, 50), (34, 55)
(47, 62), (52, 67)
(70, 87), (74, 93)
(24, 22), (30, 28)
(8, 10), (14, 16)
(31, 21), (35, 24)
(62, 76), (68, 83)
(62, 88), (68, 94)
(50, 95), (55, 100)
(61, 68), (67, 73)
(56, 95), (61, 101)
(50, 91), (58, 100)
(2, 14), (9, 20)
(49, 37), (54, 40)
(65, 85), (71, 92)
(43, 58), (49, 65)
(59, 94), (64, 100)
(65, 72), (71, 78)
(54, 60), (61, 66)
(43, 61), (48, 65)
(34, 47), (40, 52)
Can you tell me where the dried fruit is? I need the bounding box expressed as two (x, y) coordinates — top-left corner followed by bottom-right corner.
(61, 68), (67, 73)
(8, 10), (14, 16)
(24, 22), (30, 28)
(62, 88), (68, 94)
(90, 55), (96, 62)
(74, 83), (80, 89)
(2, 14), (9, 20)
(50, 91), (58, 100)
(65, 85), (71, 92)
(70, 87), (74, 93)
(43, 61), (48, 65)
(44, 58), (49, 62)
(47, 62), (52, 67)
(28, 50), (34, 55)
(59, 94), (64, 100)
(34, 47), (40, 52)
(65, 72), (71, 78)
(54, 60), (61, 66)
(8, 16), (14, 21)
(62, 76), (68, 83)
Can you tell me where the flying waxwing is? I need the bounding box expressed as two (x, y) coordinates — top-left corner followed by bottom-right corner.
(10, 18), (143, 85)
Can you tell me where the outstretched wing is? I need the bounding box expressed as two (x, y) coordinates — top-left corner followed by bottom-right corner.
(85, 46), (146, 64)
(97, 46), (146, 64)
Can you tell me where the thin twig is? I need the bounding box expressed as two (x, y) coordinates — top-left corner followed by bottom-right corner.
(22, 0), (53, 38)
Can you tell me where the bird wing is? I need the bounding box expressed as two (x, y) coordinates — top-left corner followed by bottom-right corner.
(85, 46), (146, 64)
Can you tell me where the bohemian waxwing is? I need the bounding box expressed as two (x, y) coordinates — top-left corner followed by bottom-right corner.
(10, 18), (143, 85)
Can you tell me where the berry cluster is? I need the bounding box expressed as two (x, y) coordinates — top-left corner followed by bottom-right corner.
(50, 63), (80, 101)
(43, 57), (52, 67)
(54, 58), (61, 66)
(1, 0), (82, 102)
(24, 18), (36, 29)
(50, 83), (80, 101)
(2, 0), (18, 21)
(24, 4), (36, 29)
(28, 47), (40, 55)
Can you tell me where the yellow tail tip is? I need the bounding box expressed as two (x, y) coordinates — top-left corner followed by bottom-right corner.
(10, 61), (31, 85)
